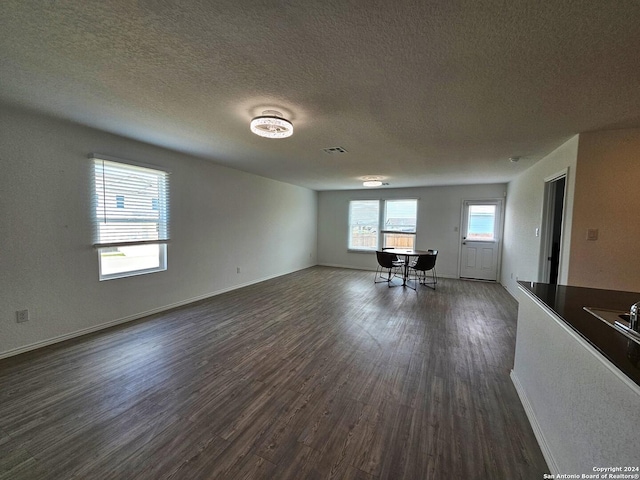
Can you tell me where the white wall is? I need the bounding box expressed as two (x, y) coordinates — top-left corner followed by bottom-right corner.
(512, 289), (640, 475)
(0, 105), (318, 357)
(501, 136), (578, 296)
(568, 128), (640, 291)
(318, 184), (507, 278)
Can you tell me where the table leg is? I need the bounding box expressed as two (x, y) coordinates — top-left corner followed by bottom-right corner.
(403, 255), (409, 286)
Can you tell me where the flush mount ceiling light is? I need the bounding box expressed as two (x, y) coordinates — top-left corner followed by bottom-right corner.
(250, 110), (293, 139)
(362, 176), (384, 187)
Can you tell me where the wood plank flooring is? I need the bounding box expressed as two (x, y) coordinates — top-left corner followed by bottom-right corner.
(0, 267), (548, 479)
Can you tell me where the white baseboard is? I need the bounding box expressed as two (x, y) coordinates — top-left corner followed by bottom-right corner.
(0, 267), (309, 360)
(317, 262), (377, 271)
(501, 282), (519, 300)
(317, 263), (457, 279)
(510, 370), (559, 475)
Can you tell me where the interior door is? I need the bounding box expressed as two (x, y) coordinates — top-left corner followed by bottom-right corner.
(459, 200), (502, 281)
(539, 174), (566, 284)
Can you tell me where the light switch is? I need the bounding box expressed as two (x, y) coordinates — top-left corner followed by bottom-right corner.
(587, 229), (598, 241)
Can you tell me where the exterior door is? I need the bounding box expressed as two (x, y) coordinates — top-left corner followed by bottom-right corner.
(459, 200), (502, 281)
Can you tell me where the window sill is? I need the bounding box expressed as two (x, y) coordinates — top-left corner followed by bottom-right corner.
(99, 266), (167, 281)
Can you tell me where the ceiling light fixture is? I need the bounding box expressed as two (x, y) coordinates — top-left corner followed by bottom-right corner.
(363, 180), (383, 187)
(250, 110), (293, 139)
(362, 176), (384, 187)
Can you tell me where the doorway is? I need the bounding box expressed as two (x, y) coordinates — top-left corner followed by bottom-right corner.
(540, 172), (567, 284)
(459, 199), (503, 281)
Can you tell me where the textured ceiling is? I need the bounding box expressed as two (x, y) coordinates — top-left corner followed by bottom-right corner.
(1, 0), (640, 190)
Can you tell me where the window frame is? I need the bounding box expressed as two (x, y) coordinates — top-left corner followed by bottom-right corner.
(92, 154), (170, 281)
(381, 199), (418, 250)
(348, 199), (380, 251)
(97, 244), (168, 281)
(348, 198), (418, 252)
(465, 203), (498, 242)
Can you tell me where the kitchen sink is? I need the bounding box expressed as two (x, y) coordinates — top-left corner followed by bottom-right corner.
(583, 307), (640, 345)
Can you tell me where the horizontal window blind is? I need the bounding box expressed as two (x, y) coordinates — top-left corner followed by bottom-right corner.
(93, 157), (170, 248)
(348, 200), (380, 250)
(383, 199), (417, 233)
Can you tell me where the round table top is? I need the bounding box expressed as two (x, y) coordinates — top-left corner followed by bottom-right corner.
(383, 248), (433, 256)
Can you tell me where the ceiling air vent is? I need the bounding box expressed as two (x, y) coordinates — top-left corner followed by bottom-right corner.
(322, 146), (348, 154)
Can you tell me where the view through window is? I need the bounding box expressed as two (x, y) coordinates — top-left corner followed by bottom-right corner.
(466, 204), (496, 240)
(348, 200), (380, 250)
(348, 199), (417, 250)
(382, 199), (417, 249)
(93, 157), (170, 280)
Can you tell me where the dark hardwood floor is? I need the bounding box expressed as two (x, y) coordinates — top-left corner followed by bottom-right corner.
(0, 267), (548, 479)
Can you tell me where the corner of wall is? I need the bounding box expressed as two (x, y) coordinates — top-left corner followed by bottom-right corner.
(501, 136), (579, 293)
(567, 128), (640, 291)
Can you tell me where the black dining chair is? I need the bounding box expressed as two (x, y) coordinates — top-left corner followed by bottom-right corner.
(375, 251), (403, 287)
(382, 247), (405, 264)
(408, 250), (438, 290)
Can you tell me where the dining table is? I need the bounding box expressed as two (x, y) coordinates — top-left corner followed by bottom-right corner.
(383, 248), (434, 287)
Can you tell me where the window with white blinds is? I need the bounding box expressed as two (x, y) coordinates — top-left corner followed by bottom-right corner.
(348, 199), (418, 251)
(348, 200), (380, 250)
(92, 156), (170, 280)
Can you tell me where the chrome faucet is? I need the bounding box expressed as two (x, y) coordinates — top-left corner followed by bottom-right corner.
(631, 301), (640, 332)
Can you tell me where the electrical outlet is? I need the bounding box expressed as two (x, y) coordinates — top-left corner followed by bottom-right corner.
(16, 309), (29, 323)
(236, 267), (241, 274)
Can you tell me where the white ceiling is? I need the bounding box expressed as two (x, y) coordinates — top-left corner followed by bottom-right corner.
(2, 0), (639, 190)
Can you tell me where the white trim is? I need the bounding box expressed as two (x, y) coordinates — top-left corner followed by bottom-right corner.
(318, 263), (378, 271)
(98, 244), (167, 281)
(510, 370), (558, 475)
(501, 281), (519, 300)
(458, 198), (504, 281)
(347, 198), (419, 253)
(0, 267), (310, 360)
(518, 285), (640, 396)
(318, 262), (458, 280)
(538, 168), (568, 283)
(348, 199), (381, 251)
(544, 168), (568, 184)
(89, 153), (172, 174)
(556, 167), (570, 285)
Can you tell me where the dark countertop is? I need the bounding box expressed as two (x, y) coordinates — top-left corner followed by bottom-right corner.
(518, 281), (640, 387)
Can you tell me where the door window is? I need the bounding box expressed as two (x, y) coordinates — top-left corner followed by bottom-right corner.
(466, 205), (496, 241)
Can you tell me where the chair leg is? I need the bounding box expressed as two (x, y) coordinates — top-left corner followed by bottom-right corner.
(375, 264), (390, 282)
(405, 267), (417, 291)
(374, 265), (386, 283)
(408, 268), (437, 290)
(388, 266), (401, 287)
(375, 266), (398, 286)
(374, 264), (382, 283)
(421, 268), (437, 290)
